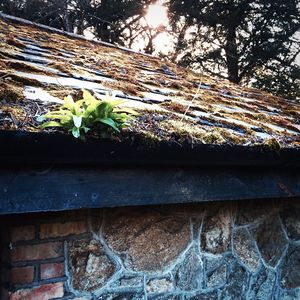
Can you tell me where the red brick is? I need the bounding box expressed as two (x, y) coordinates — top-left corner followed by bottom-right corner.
(11, 266), (34, 285)
(11, 226), (35, 243)
(11, 242), (63, 262)
(40, 262), (64, 280)
(40, 221), (87, 239)
(10, 282), (64, 300)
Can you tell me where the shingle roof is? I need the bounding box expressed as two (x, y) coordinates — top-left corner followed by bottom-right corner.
(0, 13), (300, 154)
(1, 14), (300, 215)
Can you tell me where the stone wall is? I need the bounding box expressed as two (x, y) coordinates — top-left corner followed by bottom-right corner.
(0, 198), (300, 300)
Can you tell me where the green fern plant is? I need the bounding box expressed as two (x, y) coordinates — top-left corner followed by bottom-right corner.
(38, 90), (138, 139)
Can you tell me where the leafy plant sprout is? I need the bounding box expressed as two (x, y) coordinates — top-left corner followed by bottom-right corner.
(37, 90), (138, 139)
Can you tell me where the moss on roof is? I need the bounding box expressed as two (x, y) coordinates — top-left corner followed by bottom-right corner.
(0, 15), (299, 149)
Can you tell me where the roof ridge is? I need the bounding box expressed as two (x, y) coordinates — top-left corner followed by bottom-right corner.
(0, 12), (154, 58)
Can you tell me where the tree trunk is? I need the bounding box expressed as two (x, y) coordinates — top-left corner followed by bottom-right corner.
(76, 15), (85, 35)
(225, 27), (239, 83)
(171, 23), (188, 62)
(63, 14), (73, 32)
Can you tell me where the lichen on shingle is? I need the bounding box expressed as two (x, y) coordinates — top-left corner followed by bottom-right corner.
(0, 15), (299, 149)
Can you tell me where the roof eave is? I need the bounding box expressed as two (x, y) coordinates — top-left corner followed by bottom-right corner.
(1, 130), (300, 168)
(0, 164), (299, 215)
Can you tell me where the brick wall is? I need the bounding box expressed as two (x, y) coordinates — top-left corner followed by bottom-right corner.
(1, 199), (300, 300)
(1, 211), (89, 299)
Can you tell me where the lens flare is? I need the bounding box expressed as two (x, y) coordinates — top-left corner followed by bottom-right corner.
(145, 1), (168, 28)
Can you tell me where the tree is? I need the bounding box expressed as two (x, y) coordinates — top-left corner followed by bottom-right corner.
(0, 0), (77, 31)
(87, 0), (146, 45)
(0, 0), (156, 46)
(167, 0), (300, 89)
(253, 63), (300, 100)
(2, 0), (299, 99)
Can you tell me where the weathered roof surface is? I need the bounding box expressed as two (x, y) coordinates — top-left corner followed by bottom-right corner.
(0, 13), (300, 164)
(1, 14), (300, 214)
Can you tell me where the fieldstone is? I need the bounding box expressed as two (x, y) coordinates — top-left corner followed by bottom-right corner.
(254, 214), (287, 267)
(235, 200), (273, 226)
(281, 245), (300, 289)
(222, 253), (236, 266)
(279, 289), (300, 300)
(90, 211), (104, 234)
(174, 246), (203, 291)
(187, 291), (218, 300)
(203, 254), (224, 271)
(146, 278), (173, 294)
(102, 207), (190, 272)
(119, 276), (143, 287)
(68, 239), (116, 292)
(148, 295), (181, 300)
(233, 227), (260, 272)
(247, 267), (276, 300)
(280, 208), (300, 241)
(201, 207), (232, 254)
(203, 254), (227, 288)
(206, 264), (226, 288)
(97, 292), (145, 300)
(220, 263), (248, 299)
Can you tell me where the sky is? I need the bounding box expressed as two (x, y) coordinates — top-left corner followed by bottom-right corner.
(140, 1), (300, 66)
(131, 0), (173, 55)
(86, 0), (300, 68)
(295, 31), (300, 65)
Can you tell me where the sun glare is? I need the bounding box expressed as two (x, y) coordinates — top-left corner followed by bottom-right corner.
(145, 1), (168, 28)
